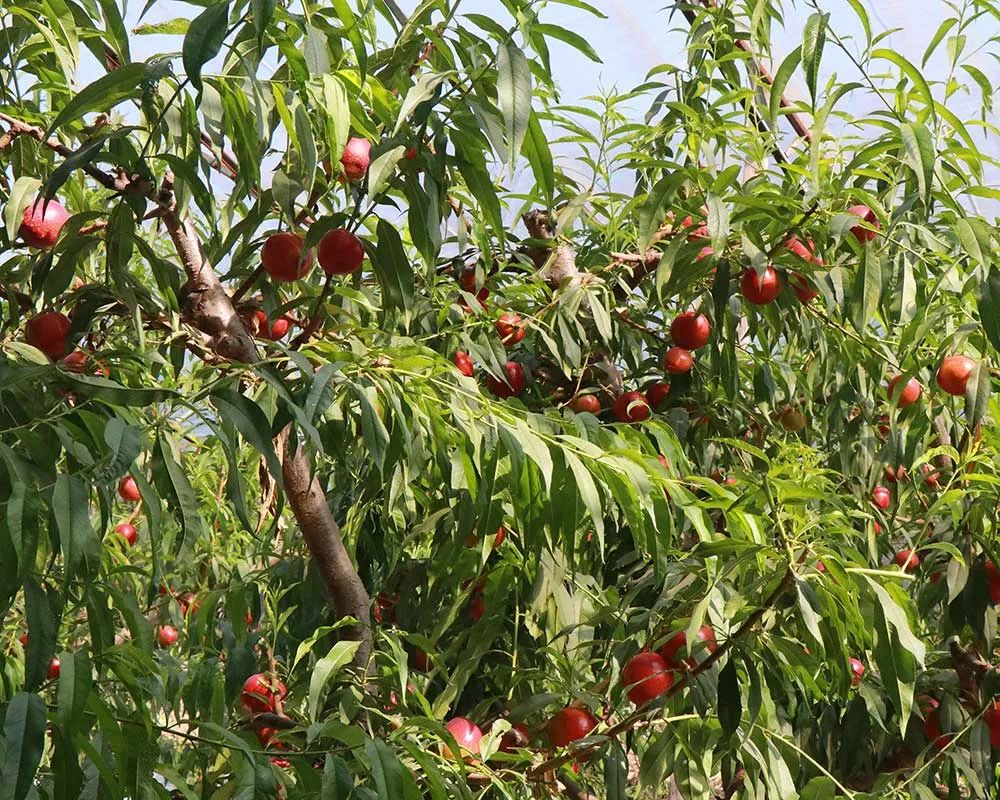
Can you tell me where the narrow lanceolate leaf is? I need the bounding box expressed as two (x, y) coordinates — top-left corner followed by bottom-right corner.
(769, 46), (802, 129)
(56, 649), (93, 730)
(4, 177), (42, 242)
(496, 40), (532, 171)
(46, 62), (148, 135)
(211, 389), (282, 483)
(251, 0), (276, 49)
(153, 434), (208, 558)
(372, 219), (415, 314)
(321, 75), (351, 166)
(52, 474), (98, 584)
(523, 111), (554, 204)
(22, 579), (57, 692)
(532, 23), (602, 63)
(801, 13), (829, 105)
(900, 122), (934, 206)
(850, 247), (882, 333)
(393, 72), (450, 135)
(182, 2), (230, 94)
(965, 360), (991, 432)
(980, 267), (1000, 353)
(871, 49), (937, 123)
(0, 693), (47, 800)
(308, 641), (361, 721)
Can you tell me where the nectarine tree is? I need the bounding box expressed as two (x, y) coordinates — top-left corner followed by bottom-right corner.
(1, 1), (999, 798)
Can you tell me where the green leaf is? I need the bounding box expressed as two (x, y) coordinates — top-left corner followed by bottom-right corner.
(365, 738), (419, 800)
(62, 374), (176, 406)
(717, 657), (741, 737)
(801, 13), (829, 105)
(954, 217), (990, 269)
(22, 579), (57, 692)
(55, 649), (92, 730)
(153, 434), (208, 558)
(133, 19), (190, 35)
(980, 267), (1000, 353)
(321, 75), (351, 167)
(900, 122), (934, 206)
(637, 173), (682, 251)
(638, 728), (675, 790)
(523, 111), (554, 204)
(52, 474), (98, 586)
(0, 693), (47, 800)
(850, 247), (882, 332)
(965, 360), (991, 432)
(604, 741), (627, 800)
(5, 177), (42, 242)
(496, 40), (532, 172)
(372, 219), (415, 314)
(46, 62), (148, 135)
(872, 49), (937, 123)
(367, 145), (405, 198)
(922, 17), (957, 67)
(532, 23), (602, 63)
(251, 0), (276, 49)
(182, 2), (230, 95)
(393, 72), (450, 135)
(211, 390), (282, 483)
(106, 202), (135, 286)
(308, 641), (362, 721)
(331, 0), (367, 77)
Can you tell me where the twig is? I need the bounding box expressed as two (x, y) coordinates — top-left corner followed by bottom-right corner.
(289, 273), (334, 349)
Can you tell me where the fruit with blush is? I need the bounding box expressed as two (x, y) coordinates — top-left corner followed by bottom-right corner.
(340, 137), (371, 181)
(850, 657), (865, 686)
(646, 382), (671, 409)
(19, 197), (70, 249)
(570, 393), (601, 413)
(498, 722), (531, 753)
(318, 228), (365, 275)
(663, 347), (693, 375)
(887, 375), (922, 408)
(670, 312), (710, 350)
(789, 272), (818, 303)
(261, 232), (313, 282)
(452, 351), (475, 377)
(241, 672), (288, 714)
(871, 486), (891, 510)
(443, 717), (483, 759)
(118, 476), (141, 503)
(894, 549), (920, 573)
(848, 205), (879, 243)
(740, 266), (781, 305)
(936, 355), (976, 397)
(485, 362), (526, 398)
(621, 651), (674, 705)
(614, 391), (651, 423)
(157, 625), (178, 647)
(26, 312), (72, 360)
(114, 523), (137, 546)
(659, 625), (718, 668)
(546, 707), (598, 748)
(495, 312), (525, 347)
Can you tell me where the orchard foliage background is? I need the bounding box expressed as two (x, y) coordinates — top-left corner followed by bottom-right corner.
(2, 0), (1000, 797)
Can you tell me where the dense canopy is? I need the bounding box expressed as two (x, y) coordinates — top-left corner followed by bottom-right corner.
(1, 1), (1000, 798)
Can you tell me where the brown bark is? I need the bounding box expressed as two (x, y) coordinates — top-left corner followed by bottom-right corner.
(281, 437), (372, 668)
